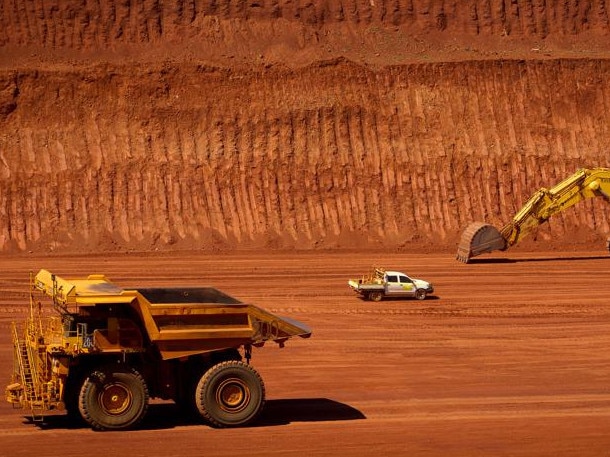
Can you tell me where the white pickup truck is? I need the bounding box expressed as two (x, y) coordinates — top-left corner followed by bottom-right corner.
(348, 267), (434, 301)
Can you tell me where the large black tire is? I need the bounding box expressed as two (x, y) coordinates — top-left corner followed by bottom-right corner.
(64, 372), (87, 424)
(78, 365), (149, 431)
(195, 360), (265, 428)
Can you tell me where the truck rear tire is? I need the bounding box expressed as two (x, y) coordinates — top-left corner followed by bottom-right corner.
(195, 360), (265, 427)
(369, 291), (383, 302)
(78, 365), (149, 431)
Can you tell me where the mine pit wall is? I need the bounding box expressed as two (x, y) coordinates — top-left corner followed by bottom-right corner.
(3, 0), (610, 253)
(1, 58), (610, 253)
(2, 0), (610, 46)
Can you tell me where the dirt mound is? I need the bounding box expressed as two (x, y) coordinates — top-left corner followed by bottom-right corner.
(1, 0), (610, 254)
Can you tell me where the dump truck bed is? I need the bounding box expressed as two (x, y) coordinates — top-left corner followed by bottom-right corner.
(137, 287), (242, 304)
(132, 288), (311, 359)
(34, 269), (311, 360)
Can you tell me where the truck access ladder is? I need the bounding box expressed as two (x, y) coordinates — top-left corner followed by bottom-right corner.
(10, 322), (45, 421)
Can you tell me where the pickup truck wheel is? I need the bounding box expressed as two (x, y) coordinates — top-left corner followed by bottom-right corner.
(195, 360), (265, 427)
(369, 291), (383, 302)
(78, 365), (149, 431)
(415, 289), (427, 300)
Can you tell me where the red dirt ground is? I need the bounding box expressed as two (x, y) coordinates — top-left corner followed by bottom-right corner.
(1, 250), (610, 456)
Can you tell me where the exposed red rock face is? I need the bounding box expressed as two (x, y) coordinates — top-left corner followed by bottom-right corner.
(1, 1), (610, 253)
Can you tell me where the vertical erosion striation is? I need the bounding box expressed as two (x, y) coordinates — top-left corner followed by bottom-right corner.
(2, 0), (610, 49)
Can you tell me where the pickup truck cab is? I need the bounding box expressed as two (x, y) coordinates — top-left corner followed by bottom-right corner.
(348, 268), (434, 301)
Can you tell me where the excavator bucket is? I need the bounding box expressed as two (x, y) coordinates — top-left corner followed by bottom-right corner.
(456, 222), (508, 263)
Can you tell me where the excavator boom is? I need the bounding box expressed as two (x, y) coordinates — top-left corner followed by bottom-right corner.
(456, 167), (610, 263)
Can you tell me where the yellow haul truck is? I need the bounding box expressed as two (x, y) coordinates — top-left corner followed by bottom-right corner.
(6, 270), (311, 430)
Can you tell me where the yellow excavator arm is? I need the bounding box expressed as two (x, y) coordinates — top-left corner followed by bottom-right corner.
(457, 167), (610, 262)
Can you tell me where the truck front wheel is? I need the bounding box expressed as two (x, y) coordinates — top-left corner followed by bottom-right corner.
(78, 365), (149, 431)
(64, 371), (88, 424)
(415, 289), (427, 300)
(195, 360), (265, 427)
